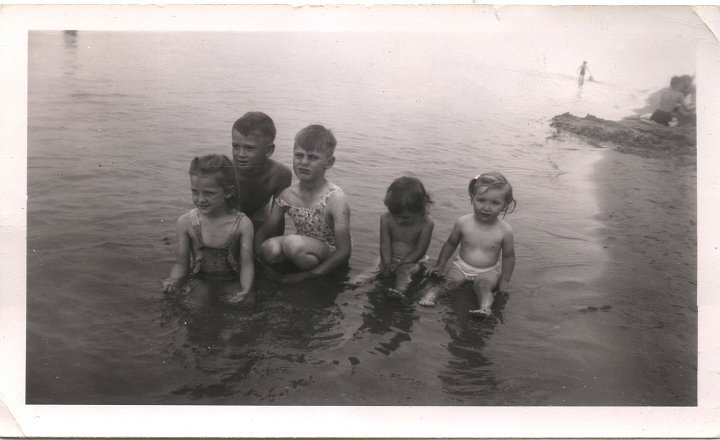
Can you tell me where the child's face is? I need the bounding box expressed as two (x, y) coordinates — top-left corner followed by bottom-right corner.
(292, 144), (334, 181)
(390, 210), (423, 226)
(190, 173), (230, 216)
(231, 130), (273, 171)
(471, 187), (507, 223)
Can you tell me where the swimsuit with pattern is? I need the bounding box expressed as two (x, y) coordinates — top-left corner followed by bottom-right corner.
(275, 186), (341, 253)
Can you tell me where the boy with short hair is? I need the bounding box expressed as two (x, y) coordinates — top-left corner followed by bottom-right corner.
(231, 111), (292, 233)
(255, 124), (352, 284)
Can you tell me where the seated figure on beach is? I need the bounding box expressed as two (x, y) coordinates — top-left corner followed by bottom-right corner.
(419, 172), (516, 318)
(650, 76), (692, 127)
(676, 74), (696, 126)
(162, 154), (255, 306)
(231, 111), (292, 233)
(255, 125), (352, 284)
(379, 176), (434, 298)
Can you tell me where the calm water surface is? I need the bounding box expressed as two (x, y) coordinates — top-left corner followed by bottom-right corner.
(26, 31), (695, 405)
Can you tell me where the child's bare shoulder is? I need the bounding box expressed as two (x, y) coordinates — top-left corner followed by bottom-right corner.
(456, 213), (475, 226)
(277, 183), (300, 202)
(176, 210), (194, 230)
(421, 215), (434, 228)
(498, 218), (514, 234)
(268, 159), (292, 183)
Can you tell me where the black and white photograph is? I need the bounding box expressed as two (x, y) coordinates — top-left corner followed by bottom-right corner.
(1, 4), (719, 438)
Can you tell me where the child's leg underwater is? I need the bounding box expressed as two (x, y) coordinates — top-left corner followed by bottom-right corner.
(469, 271), (500, 317)
(391, 263), (422, 297)
(419, 265), (465, 307)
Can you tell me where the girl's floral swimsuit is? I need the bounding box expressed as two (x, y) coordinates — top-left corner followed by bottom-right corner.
(188, 208), (246, 280)
(275, 186), (342, 253)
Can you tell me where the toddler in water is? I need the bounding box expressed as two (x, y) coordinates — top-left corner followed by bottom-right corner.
(419, 172), (516, 318)
(162, 154), (255, 305)
(380, 176), (434, 297)
(255, 125), (352, 284)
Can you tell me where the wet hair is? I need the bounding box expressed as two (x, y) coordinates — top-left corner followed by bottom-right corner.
(295, 124), (337, 156)
(188, 154), (239, 210)
(384, 176), (433, 216)
(467, 171), (516, 215)
(232, 111), (276, 144)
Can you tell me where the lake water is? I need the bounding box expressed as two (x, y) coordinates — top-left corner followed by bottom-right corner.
(26, 31), (696, 405)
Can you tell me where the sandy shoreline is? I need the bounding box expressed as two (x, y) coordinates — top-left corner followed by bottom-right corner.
(589, 136), (697, 404)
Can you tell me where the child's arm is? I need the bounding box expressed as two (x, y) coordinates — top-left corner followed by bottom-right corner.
(497, 226), (515, 293)
(162, 216), (191, 293)
(430, 220), (461, 275)
(397, 218), (434, 266)
(379, 214), (393, 275)
(237, 216), (255, 295)
(254, 196), (286, 253)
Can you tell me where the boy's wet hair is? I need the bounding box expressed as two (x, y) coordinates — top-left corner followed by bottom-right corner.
(384, 176), (433, 216)
(232, 111), (276, 144)
(189, 154), (240, 210)
(295, 124), (337, 156)
(468, 171), (516, 215)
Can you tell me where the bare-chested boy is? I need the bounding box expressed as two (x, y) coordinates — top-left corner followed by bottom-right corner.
(231, 112), (292, 235)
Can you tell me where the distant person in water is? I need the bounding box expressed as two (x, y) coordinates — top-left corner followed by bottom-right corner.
(650, 76), (692, 126)
(231, 111), (292, 234)
(379, 176), (434, 298)
(162, 154), (255, 306)
(255, 125), (352, 284)
(419, 172), (516, 318)
(577, 61), (591, 86)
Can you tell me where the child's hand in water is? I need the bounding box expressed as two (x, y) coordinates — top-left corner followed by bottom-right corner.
(161, 278), (179, 293)
(379, 262), (393, 278)
(497, 279), (511, 297)
(428, 264), (445, 279)
(224, 288), (255, 307)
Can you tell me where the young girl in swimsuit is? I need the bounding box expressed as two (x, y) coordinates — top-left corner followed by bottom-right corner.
(255, 125), (352, 284)
(419, 172), (516, 318)
(380, 176), (434, 298)
(162, 154), (255, 306)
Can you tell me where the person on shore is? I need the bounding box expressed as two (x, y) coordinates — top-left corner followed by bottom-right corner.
(676, 74), (696, 126)
(162, 154), (255, 306)
(650, 76), (691, 126)
(255, 125), (352, 284)
(231, 111), (292, 233)
(419, 172), (515, 318)
(577, 61), (591, 86)
(379, 176), (434, 298)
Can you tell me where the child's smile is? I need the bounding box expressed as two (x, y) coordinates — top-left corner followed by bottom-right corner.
(191, 174), (230, 217)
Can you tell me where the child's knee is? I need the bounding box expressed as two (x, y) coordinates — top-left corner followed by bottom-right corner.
(260, 238), (283, 262)
(281, 234), (307, 258)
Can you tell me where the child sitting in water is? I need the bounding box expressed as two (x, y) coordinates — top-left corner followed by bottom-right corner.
(380, 176), (434, 297)
(650, 76), (691, 127)
(255, 125), (352, 284)
(162, 154), (255, 306)
(419, 172), (516, 318)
